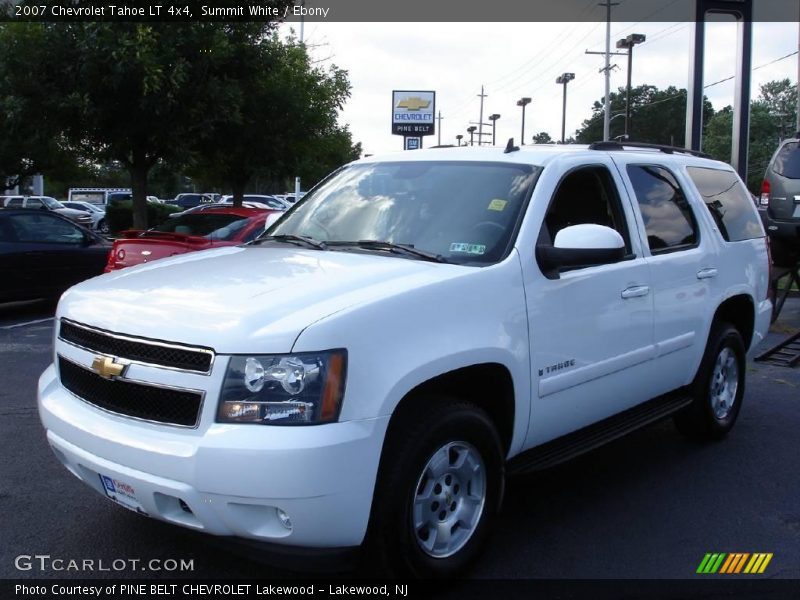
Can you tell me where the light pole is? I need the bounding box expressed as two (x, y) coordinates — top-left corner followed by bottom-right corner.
(555, 73), (575, 143)
(488, 114), (501, 145)
(516, 97), (531, 145)
(456, 134), (464, 147)
(616, 33), (646, 138)
(467, 126), (477, 146)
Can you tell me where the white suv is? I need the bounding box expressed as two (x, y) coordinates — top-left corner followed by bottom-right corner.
(38, 143), (771, 577)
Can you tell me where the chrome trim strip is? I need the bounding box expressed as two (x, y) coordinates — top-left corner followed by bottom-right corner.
(57, 354), (206, 429)
(59, 318), (215, 375)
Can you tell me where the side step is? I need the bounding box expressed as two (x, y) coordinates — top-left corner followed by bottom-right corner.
(507, 393), (692, 475)
(754, 331), (800, 368)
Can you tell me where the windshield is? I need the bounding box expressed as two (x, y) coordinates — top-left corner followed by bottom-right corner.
(152, 213), (250, 240)
(42, 197), (64, 209)
(269, 161), (539, 264)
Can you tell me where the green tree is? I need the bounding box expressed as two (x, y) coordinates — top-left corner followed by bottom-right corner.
(191, 37), (352, 205)
(574, 85), (714, 146)
(1, 13), (291, 227)
(532, 131), (553, 144)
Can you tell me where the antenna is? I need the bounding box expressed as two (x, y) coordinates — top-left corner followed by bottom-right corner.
(504, 138), (519, 154)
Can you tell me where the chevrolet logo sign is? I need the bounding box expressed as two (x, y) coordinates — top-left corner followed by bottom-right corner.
(396, 97), (431, 111)
(91, 356), (126, 379)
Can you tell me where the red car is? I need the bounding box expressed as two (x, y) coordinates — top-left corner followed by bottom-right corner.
(104, 207), (273, 272)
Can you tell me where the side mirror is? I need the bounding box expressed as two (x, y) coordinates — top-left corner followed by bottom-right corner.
(536, 223), (626, 276)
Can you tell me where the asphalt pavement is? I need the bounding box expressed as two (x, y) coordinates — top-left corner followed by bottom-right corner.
(0, 298), (798, 588)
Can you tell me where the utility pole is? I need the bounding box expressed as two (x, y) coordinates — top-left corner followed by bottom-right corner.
(556, 73), (575, 143)
(477, 86), (487, 146)
(585, 1), (620, 141)
(797, 20), (800, 133)
(436, 111), (444, 146)
(467, 126), (477, 146)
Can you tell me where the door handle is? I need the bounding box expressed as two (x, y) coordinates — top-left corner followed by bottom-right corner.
(621, 285), (650, 299)
(696, 268), (718, 280)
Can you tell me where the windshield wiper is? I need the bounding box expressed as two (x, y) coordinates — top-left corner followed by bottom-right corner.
(251, 234), (327, 250)
(328, 240), (449, 263)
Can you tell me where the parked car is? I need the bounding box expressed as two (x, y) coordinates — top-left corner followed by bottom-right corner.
(67, 187), (131, 207)
(167, 193), (217, 210)
(38, 143), (771, 577)
(61, 200), (108, 234)
(759, 136), (800, 266)
(219, 195), (289, 211)
(1, 196), (94, 228)
(0, 209), (110, 303)
(104, 206), (273, 271)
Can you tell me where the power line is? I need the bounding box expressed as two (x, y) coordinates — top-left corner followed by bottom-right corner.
(705, 50), (799, 89)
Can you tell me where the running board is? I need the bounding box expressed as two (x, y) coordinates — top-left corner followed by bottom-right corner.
(507, 393), (692, 475)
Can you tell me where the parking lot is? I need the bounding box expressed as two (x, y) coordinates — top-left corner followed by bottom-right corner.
(0, 297), (798, 584)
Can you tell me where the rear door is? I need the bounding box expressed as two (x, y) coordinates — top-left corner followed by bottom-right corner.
(613, 158), (716, 392)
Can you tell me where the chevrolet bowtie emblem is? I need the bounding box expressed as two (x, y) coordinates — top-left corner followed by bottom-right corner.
(92, 356), (125, 379)
(396, 97), (430, 111)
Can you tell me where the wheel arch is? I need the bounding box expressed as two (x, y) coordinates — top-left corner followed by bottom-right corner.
(712, 293), (756, 351)
(385, 363), (516, 457)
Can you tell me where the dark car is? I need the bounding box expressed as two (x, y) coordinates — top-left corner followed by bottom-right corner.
(167, 193), (216, 210)
(0, 209), (111, 303)
(759, 136), (800, 266)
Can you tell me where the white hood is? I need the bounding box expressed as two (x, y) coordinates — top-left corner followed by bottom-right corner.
(59, 246), (466, 353)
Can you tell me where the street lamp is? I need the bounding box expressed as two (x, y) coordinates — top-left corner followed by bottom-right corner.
(615, 33), (646, 138)
(555, 73), (575, 143)
(488, 114), (501, 145)
(516, 97), (531, 145)
(467, 126), (477, 146)
(456, 134), (464, 147)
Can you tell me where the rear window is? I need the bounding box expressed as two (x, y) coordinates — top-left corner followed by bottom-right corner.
(686, 167), (764, 242)
(152, 213), (249, 240)
(772, 141), (800, 179)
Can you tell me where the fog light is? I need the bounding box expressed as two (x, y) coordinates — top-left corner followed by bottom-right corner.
(220, 402), (260, 421)
(276, 508), (292, 530)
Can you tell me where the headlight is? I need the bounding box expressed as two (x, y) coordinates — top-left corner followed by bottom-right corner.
(218, 350), (346, 425)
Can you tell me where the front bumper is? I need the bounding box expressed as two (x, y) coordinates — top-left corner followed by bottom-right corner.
(38, 363), (389, 548)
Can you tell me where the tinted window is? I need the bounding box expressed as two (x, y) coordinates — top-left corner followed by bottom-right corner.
(8, 213), (85, 244)
(5, 198), (23, 208)
(25, 198), (43, 209)
(686, 167), (764, 242)
(772, 141), (800, 179)
(271, 161), (539, 265)
(627, 165), (698, 253)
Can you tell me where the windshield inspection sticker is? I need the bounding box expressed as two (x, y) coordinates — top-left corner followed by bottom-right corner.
(450, 243), (486, 255)
(488, 199), (507, 211)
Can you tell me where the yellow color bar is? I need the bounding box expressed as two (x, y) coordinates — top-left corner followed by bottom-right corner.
(733, 553), (750, 573)
(758, 553), (773, 574)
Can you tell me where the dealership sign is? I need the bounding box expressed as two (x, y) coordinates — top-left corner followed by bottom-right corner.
(392, 90), (435, 136)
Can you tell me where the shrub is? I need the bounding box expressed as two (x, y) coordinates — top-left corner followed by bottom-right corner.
(105, 201), (181, 235)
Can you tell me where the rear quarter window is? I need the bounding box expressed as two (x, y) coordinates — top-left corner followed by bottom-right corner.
(686, 167), (764, 242)
(772, 141), (800, 179)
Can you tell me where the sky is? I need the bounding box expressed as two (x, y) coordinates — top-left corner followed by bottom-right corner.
(280, 20), (799, 156)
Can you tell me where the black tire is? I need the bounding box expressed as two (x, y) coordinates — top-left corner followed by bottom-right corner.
(674, 322), (746, 440)
(366, 397), (504, 578)
(769, 235), (799, 268)
(98, 219), (109, 234)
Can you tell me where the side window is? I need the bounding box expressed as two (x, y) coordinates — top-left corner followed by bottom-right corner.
(540, 165), (632, 252)
(686, 167), (764, 242)
(6, 198), (23, 208)
(25, 198), (43, 209)
(626, 165), (698, 254)
(9, 214), (85, 244)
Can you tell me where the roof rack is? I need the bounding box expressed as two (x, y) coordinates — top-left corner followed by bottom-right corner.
(588, 140), (710, 159)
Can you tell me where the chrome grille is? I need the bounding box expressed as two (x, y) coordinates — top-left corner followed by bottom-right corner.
(59, 319), (214, 374)
(58, 356), (203, 427)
